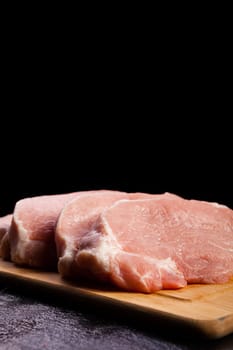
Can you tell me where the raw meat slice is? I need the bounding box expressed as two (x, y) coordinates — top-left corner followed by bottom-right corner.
(0, 214), (12, 259)
(8, 191), (96, 269)
(76, 195), (233, 293)
(55, 191), (129, 277)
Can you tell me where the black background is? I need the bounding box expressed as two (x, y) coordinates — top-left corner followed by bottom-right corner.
(1, 44), (232, 215)
(0, 106), (232, 216)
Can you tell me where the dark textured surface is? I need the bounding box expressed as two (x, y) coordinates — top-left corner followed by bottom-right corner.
(1, 285), (233, 350)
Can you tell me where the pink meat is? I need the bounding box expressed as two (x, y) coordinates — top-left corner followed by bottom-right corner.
(0, 214), (12, 259)
(55, 190), (129, 277)
(8, 191), (97, 269)
(76, 195), (233, 293)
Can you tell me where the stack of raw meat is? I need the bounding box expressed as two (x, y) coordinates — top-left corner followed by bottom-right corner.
(0, 190), (233, 293)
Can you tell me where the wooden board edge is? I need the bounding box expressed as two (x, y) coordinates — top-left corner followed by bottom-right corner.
(0, 259), (233, 339)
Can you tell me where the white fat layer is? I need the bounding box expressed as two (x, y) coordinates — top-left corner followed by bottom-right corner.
(210, 202), (227, 209)
(79, 232), (119, 273)
(76, 212), (123, 274)
(12, 212), (30, 261)
(102, 193), (178, 212)
(62, 234), (76, 253)
(157, 256), (179, 270)
(62, 244), (75, 258)
(101, 215), (123, 249)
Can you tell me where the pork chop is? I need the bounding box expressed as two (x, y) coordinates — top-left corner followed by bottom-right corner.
(75, 196), (233, 292)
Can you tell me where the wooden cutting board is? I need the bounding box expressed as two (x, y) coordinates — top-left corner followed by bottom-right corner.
(0, 259), (233, 339)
